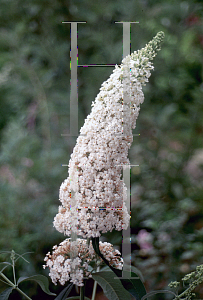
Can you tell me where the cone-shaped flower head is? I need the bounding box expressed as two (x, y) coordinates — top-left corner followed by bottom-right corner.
(54, 32), (164, 238)
(43, 238), (123, 287)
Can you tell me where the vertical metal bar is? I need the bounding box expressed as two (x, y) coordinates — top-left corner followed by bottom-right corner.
(122, 165), (131, 277)
(62, 21), (86, 136)
(70, 22), (78, 136)
(123, 22), (131, 59)
(123, 22), (131, 136)
(115, 21), (139, 279)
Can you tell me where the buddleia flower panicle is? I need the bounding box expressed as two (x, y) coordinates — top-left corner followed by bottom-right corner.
(53, 32), (164, 239)
(43, 238), (123, 287)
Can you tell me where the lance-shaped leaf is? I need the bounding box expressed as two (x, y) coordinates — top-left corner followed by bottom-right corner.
(17, 274), (56, 296)
(54, 283), (74, 300)
(100, 264), (145, 284)
(92, 270), (132, 300)
(0, 263), (12, 275)
(0, 287), (13, 300)
(91, 237), (147, 300)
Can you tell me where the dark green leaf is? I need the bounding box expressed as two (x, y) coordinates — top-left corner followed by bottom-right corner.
(17, 275), (56, 296)
(92, 237), (117, 274)
(0, 263), (12, 275)
(120, 270), (147, 300)
(0, 252), (12, 256)
(92, 270), (132, 300)
(54, 283), (74, 300)
(128, 266), (145, 284)
(0, 266), (9, 275)
(0, 287), (13, 300)
(0, 262), (12, 268)
(91, 237), (147, 300)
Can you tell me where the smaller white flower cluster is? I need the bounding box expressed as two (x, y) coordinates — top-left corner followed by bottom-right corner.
(43, 238), (123, 287)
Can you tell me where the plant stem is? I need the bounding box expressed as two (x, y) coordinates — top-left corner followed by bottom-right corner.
(91, 281), (97, 300)
(15, 287), (32, 300)
(0, 273), (32, 300)
(0, 273), (13, 287)
(12, 259), (16, 286)
(80, 286), (84, 300)
(92, 266), (100, 300)
(80, 280), (87, 300)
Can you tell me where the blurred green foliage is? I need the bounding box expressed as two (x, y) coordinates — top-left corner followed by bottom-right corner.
(0, 0), (203, 299)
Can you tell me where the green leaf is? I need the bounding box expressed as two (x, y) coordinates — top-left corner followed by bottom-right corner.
(129, 266), (145, 284)
(54, 283), (74, 300)
(0, 251), (12, 256)
(100, 265), (110, 272)
(92, 270), (132, 300)
(0, 287), (13, 300)
(0, 262), (12, 268)
(91, 237), (147, 300)
(119, 270), (146, 300)
(0, 263), (12, 275)
(14, 251), (33, 264)
(17, 275), (56, 296)
(91, 238), (116, 274)
(100, 265), (145, 284)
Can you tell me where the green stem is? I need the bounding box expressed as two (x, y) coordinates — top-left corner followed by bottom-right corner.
(0, 273), (32, 300)
(91, 266), (100, 300)
(0, 273), (13, 287)
(80, 284), (85, 300)
(80, 280), (86, 300)
(15, 287), (32, 300)
(91, 281), (97, 300)
(12, 260), (16, 286)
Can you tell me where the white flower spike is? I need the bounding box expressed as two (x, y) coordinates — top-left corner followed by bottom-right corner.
(54, 32), (165, 238)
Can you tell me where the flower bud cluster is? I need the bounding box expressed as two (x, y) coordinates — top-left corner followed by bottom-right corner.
(43, 238), (123, 286)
